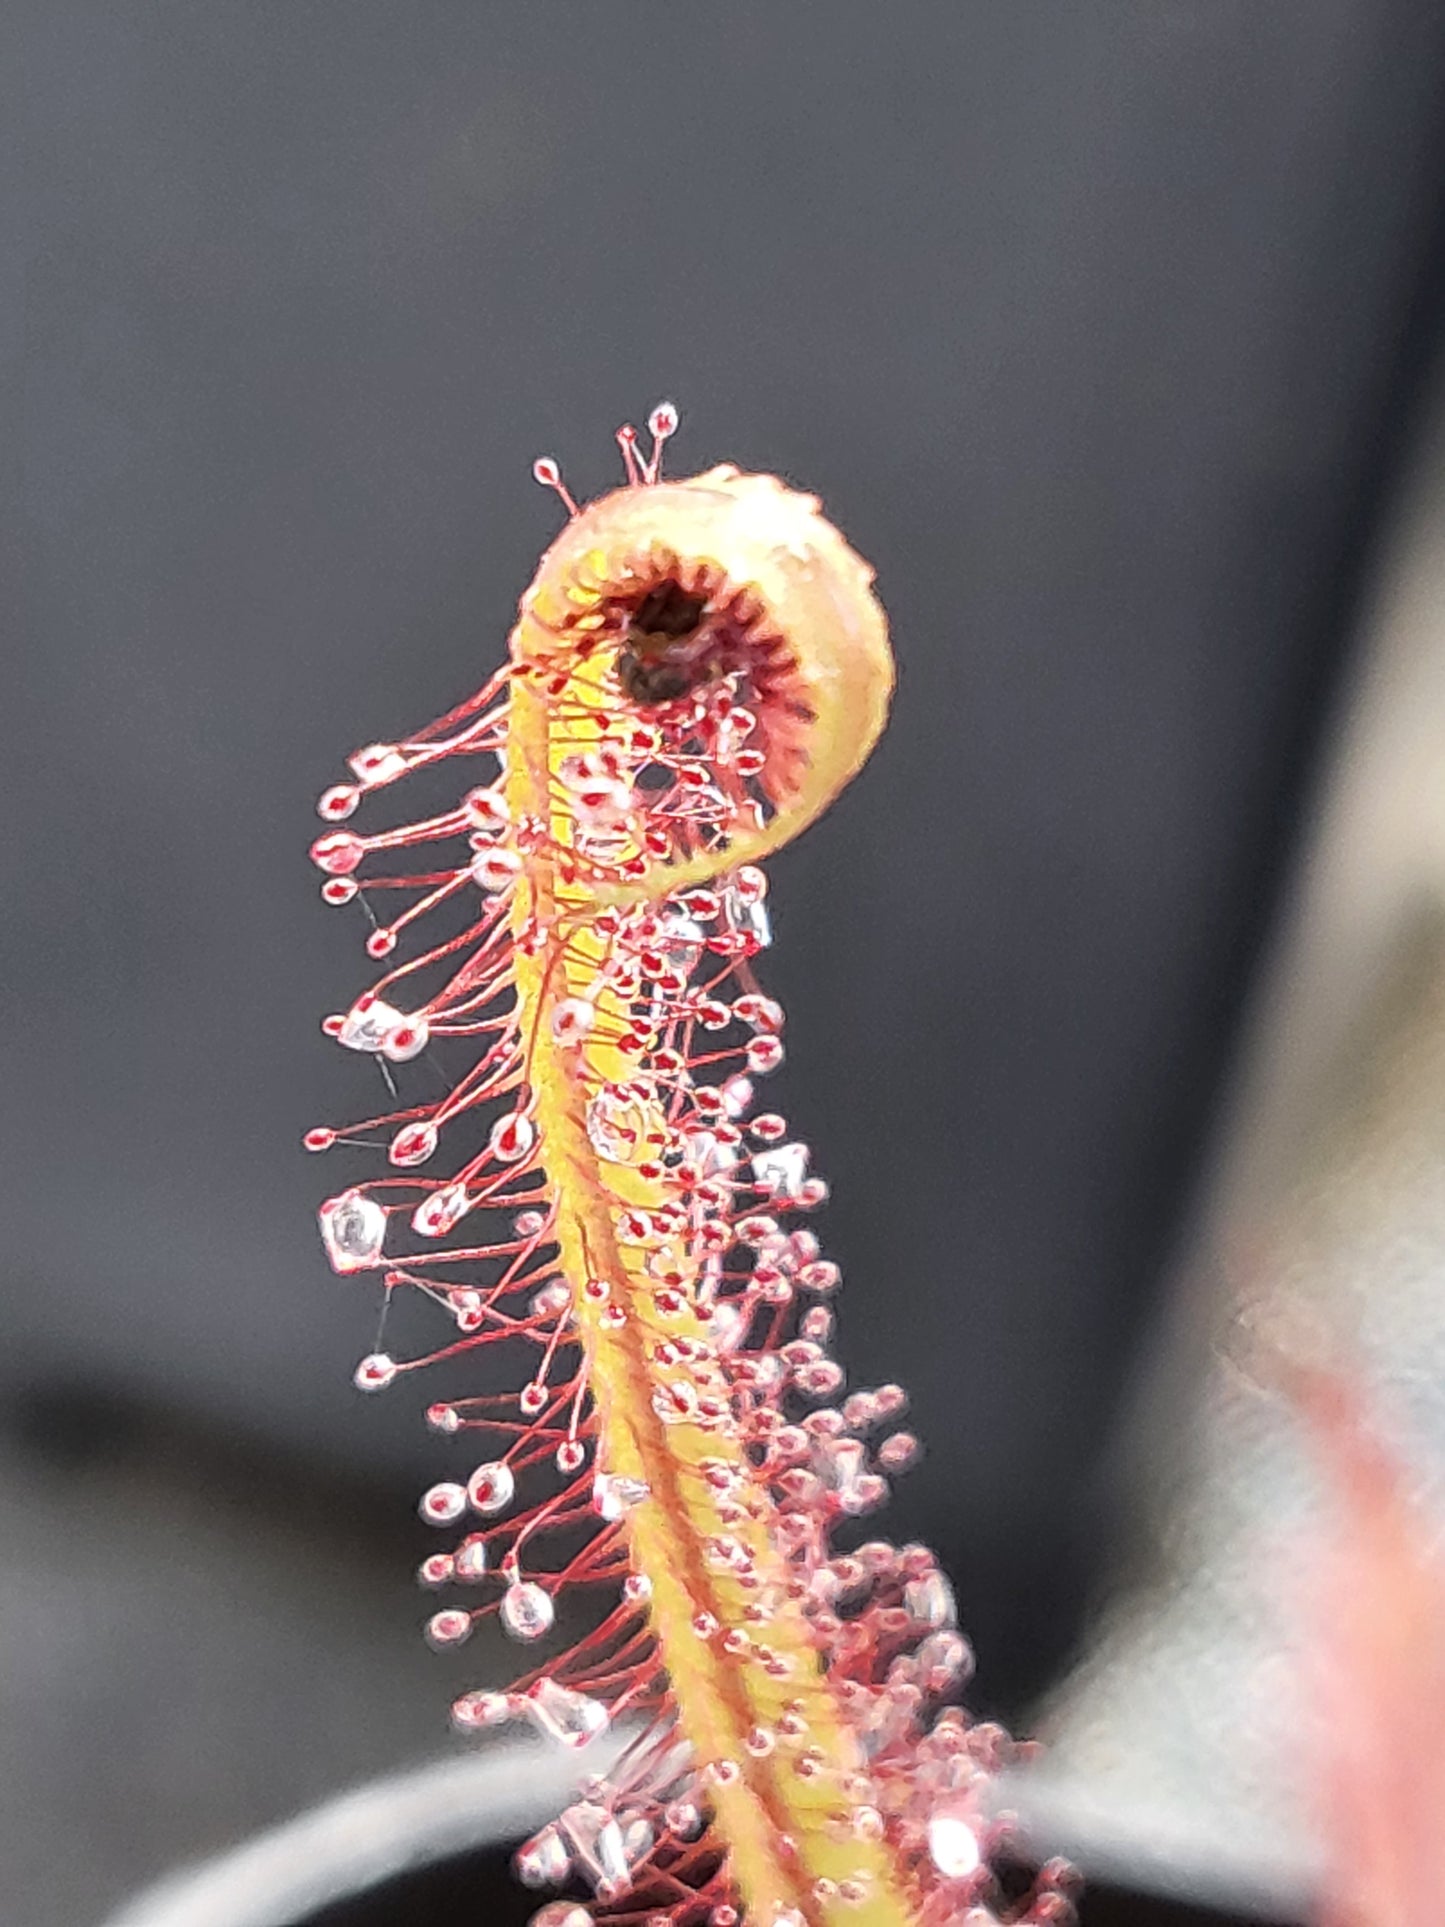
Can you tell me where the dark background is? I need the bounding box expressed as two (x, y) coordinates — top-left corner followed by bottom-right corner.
(9, 4), (1445, 1920)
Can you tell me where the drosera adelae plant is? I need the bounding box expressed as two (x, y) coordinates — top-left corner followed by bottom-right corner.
(307, 406), (1075, 1927)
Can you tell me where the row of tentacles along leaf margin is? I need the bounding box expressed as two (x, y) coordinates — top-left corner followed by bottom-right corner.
(307, 406), (1075, 1927)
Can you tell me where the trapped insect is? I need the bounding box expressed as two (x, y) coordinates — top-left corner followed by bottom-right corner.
(306, 406), (1072, 1927)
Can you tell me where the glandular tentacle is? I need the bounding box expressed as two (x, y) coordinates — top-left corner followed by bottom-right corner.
(309, 417), (1072, 1927)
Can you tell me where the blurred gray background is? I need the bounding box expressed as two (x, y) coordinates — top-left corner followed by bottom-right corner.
(9, 4), (1445, 1922)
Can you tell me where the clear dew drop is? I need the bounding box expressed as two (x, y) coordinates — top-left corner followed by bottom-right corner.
(450, 1287), (483, 1332)
(336, 997), (406, 1053)
(852, 1804), (886, 1842)
(876, 1430), (920, 1472)
(585, 1084), (655, 1164)
(927, 1804), (981, 1880)
(550, 997), (596, 1044)
(799, 1259), (841, 1294)
(453, 1536), (488, 1582)
(650, 1380), (700, 1425)
(621, 1817), (655, 1874)
(753, 1142), (810, 1200)
(501, 1580), (555, 1642)
(904, 1571), (957, 1629)
(709, 1302), (748, 1353)
(915, 1630), (973, 1692)
(425, 1608), (472, 1649)
(452, 1689), (514, 1731)
(352, 1351), (396, 1392)
(467, 1460), (516, 1515)
(388, 1121), (437, 1167)
(317, 783), (360, 820)
(733, 993), (783, 1032)
(516, 1824), (574, 1889)
(746, 1035), (785, 1074)
(592, 1472), (651, 1520)
(798, 1359), (846, 1400)
(349, 742), (408, 784)
(524, 1677), (610, 1748)
(560, 1803), (631, 1893)
(723, 882), (772, 949)
(658, 909), (705, 970)
(665, 1799), (704, 1840)
(319, 1191), (386, 1272)
(814, 1437), (870, 1510)
(489, 1111), (536, 1163)
(464, 785), (511, 832)
(411, 1183), (469, 1238)
(310, 831), (364, 875)
(528, 1907), (590, 1927)
(381, 1016), (430, 1062)
(531, 1280), (572, 1318)
(418, 1481), (467, 1526)
(687, 1128), (738, 1178)
(471, 846), (522, 892)
(724, 1071), (759, 1117)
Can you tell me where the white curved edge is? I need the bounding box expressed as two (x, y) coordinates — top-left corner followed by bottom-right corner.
(102, 1740), (609, 1927)
(104, 1743), (1316, 1927)
(1000, 1771), (1316, 1921)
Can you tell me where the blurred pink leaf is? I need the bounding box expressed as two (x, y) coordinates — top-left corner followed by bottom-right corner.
(1294, 1372), (1445, 1927)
